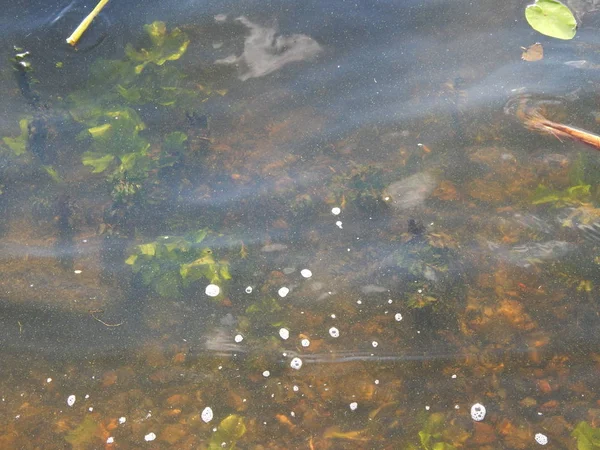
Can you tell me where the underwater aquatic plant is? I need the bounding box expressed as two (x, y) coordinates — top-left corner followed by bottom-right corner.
(125, 229), (231, 299)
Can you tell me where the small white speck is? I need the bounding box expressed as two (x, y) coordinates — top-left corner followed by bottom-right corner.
(535, 433), (548, 445)
(263, 371), (270, 377)
(205, 284), (220, 297)
(395, 313), (403, 321)
(106, 437), (114, 444)
(372, 341), (378, 348)
(278, 287), (290, 297)
(293, 385), (299, 392)
(471, 403), (486, 421)
(387, 299), (393, 304)
(349, 402), (358, 411)
(74, 270), (82, 274)
(425, 405), (430, 411)
(329, 327), (340, 338)
(301, 338), (310, 347)
(234, 334), (244, 343)
(46, 378), (52, 383)
(451, 374), (457, 379)
(290, 357), (303, 370)
(336, 221), (343, 229)
(331, 207), (341, 215)
(279, 328), (290, 340)
(331, 314), (336, 319)
(85, 394), (89, 399)
(454, 404), (460, 409)
(245, 286), (253, 294)
(357, 300), (362, 305)
(67, 395), (76, 407)
(201, 407), (214, 423)
(88, 407), (93, 412)
(300, 269), (312, 278)
(144, 432), (156, 442)
(119, 417), (126, 424)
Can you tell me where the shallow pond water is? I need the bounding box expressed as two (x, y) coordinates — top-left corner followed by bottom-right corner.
(1, 0), (600, 448)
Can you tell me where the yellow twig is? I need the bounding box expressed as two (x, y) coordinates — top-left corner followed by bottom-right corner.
(66, 0), (110, 46)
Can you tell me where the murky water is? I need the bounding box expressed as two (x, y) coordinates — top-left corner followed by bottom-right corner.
(2, 0), (600, 448)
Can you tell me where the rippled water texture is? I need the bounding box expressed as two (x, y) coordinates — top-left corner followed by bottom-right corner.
(2, 0), (600, 448)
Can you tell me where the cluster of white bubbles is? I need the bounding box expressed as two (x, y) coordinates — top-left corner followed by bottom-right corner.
(290, 357), (303, 370)
(278, 287), (290, 297)
(534, 433), (548, 445)
(329, 327), (340, 338)
(66, 395), (76, 407)
(144, 432), (156, 442)
(470, 403), (486, 422)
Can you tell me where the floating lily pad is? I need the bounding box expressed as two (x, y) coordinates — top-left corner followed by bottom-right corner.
(525, 0), (577, 40)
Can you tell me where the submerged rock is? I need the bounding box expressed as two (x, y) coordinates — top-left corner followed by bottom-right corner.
(383, 171), (438, 211)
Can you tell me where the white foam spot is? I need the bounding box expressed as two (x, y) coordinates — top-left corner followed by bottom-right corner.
(293, 385), (299, 392)
(46, 378), (52, 383)
(67, 395), (76, 407)
(331, 207), (341, 215)
(329, 327), (340, 338)
(535, 433), (548, 445)
(234, 334), (244, 343)
(395, 313), (403, 322)
(336, 221), (343, 229)
(205, 284), (220, 297)
(279, 328), (290, 340)
(263, 371), (270, 377)
(349, 402), (358, 411)
(301, 338), (310, 347)
(372, 341), (378, 348)
(118, 417), (126, 424)
(245, 286), (253, 294)
(470, 403), (486, 421)
(290, 357), (303, 370)
(74, 270), (82, 274)
(201, 407), (214, 423)
(106, 437), (114, 444)
(300, 269), (312, 278)
(278, 287), (290, 297)
(144, 432), (156, 442)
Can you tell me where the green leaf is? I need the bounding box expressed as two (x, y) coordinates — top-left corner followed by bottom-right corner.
(65, 415), (99, 448)
(208, 415), (246, 450)
(572, 421), (600, 449)
(138, 243), (157, 256)
(125, 254), (138, 265)
(3, 118), (29, 155)
(163, 131), (188, 153)
(525, 0), (577, 40)
(82, 152), (115, 173)
(125, 21), (190, 70)
(43, 165), (62, 182)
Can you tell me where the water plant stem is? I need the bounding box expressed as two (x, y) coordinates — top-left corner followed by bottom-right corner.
(66, 0), (110, 46)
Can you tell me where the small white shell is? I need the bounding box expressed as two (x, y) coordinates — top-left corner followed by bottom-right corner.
(201, 407), (214, 423)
